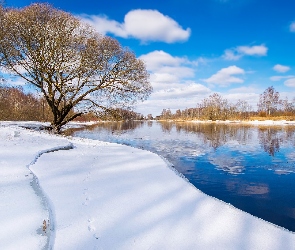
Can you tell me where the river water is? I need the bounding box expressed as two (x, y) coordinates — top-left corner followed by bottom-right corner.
(67, 121), (295, 232)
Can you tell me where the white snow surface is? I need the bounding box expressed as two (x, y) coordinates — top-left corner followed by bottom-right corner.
(0, 122), (295, 250)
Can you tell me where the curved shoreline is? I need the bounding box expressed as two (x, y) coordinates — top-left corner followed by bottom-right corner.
(27, 142), (75, 250)
(1, 122), (295, 249)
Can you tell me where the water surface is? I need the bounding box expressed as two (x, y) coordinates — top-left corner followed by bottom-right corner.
(68, 121), (295, 232)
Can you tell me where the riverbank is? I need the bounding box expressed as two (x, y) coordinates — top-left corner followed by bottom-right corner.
(192, 119), (295, 125)
(0, 122), (294, 250)
(156, 119), (295, 125)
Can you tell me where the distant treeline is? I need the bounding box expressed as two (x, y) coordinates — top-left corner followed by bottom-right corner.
(74, 108), (145, 122)
(0, 85), (53, 121)
(157, 87), (295, 121)
(0, 85), (145, 122)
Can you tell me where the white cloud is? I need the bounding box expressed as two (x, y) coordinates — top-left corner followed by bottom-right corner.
(124, 10), (191, 43)
(78, 14), (127, 38)
(78, 9), (191, 43)
(290, 21), (295, 32)
(273, 64), (290, 73)
(223, 44), (268, 60)
(140, 50), (205, 71)
(136, 83), (211, 116)
(237, 45), (268, 56)
(203, 65), (245, 86)
(139, 50), (186, 71)
(150, 73), (179, 84)
(223, 49), (242, 61)
(270, 75), (295, 81)
(284, 78), (295, 87)
(151, 83), (211, 100)
(139, 50), (198, 90)
(150, 66), (195, 84)
(136, 50), (210, 115)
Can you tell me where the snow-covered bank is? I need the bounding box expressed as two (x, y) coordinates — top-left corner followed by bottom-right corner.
(0, 124), (70, 250)
(0, 123), (294, 250)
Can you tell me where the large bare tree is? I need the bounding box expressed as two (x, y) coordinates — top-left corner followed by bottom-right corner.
(0, 4), (151, 133)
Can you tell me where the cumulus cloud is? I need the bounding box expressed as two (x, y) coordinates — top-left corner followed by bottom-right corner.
(273, 64), (290, 73)
(139, 50), (187, 71)
(150, 66), (195, 84)
(78, 9), (191, 43)
(203, 65), (245, 86)
(284, 78), (295, 87)
(139, 50), (200, 90)
(223, 44), (268, 60)
(290, 21), (295, 32)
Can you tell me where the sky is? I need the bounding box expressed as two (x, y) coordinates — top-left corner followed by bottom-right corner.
(4, 0), (295, 116)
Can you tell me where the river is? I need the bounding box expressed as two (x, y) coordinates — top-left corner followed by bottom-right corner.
(67, 121), (295, 232)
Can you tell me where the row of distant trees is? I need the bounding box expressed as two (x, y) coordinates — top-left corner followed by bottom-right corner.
(158, 86), (295, 121)
(2, 85), (294, 122)
(74, 108), (144, 121)
(0, 85), (145, 122)
(0, 85), (53, 121)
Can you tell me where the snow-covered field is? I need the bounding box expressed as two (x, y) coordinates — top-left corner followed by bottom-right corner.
(0, 122), (294, 250)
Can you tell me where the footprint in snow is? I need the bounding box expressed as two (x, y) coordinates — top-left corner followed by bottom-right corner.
(88, 225), (95, 232)
(93, 233), (100, 239)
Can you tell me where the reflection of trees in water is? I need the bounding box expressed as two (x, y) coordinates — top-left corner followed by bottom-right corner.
(258, 126), (295, 156)
(64, 121), (144, 135)
(102, 121), (144, 132)
(285, 126), (295, 147)
(159, 122), (254, 150)
(258, 128), (280, 156)
(68, 121), (295, 157)
(147, 121), (153, 127)
(158, 121), (173, 133)
(159, 122), (295, 154)
(200, 124), (228, 150)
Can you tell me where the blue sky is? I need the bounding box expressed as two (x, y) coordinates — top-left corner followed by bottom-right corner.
(5, 0), (295, 116)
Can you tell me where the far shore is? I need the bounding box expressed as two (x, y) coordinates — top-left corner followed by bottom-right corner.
(86, 119), (295, 125)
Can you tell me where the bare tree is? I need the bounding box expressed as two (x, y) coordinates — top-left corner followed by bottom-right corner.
(202, 93), (228, 120)
(0, 4), (151, 133)
(235, 99), (251, 119)
(257, 86), (280, 116)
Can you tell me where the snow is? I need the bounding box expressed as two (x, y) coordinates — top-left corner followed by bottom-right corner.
(0, 122), (295, 250)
